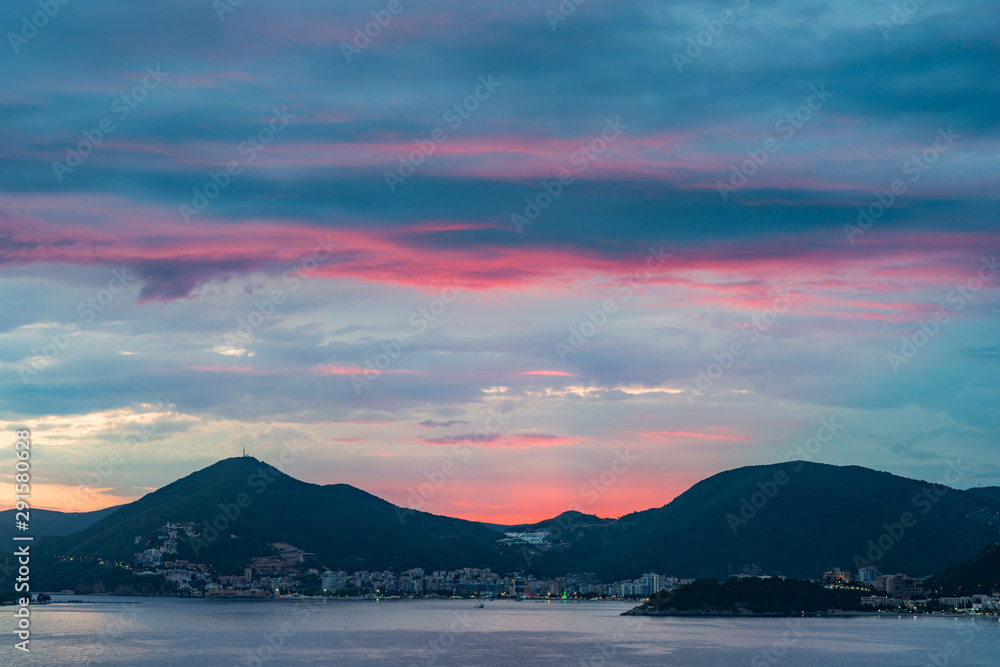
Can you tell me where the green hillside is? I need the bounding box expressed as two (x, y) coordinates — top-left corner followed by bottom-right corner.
(20, 459), (1000, 588)
(518, 462), (1000, 580)
(969, 487), (1000, 504)
(1, 506), (118, 549)
(37, 457), (521, 582)
(925, 542), (1000, 596)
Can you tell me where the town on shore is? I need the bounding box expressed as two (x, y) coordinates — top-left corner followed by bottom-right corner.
(36, 521), (991, 615)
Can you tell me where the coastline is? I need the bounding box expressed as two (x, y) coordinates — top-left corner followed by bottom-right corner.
(622, 605), (1000, 619)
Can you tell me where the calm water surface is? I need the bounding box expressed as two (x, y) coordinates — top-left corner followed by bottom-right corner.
(2, 595), (999, 666)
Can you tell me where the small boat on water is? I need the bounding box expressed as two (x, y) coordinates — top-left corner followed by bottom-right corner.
(474, 596), (485, 608)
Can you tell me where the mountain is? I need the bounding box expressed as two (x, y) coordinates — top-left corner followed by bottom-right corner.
(37, 457), (522, 583)
(510, 510), (609, 533)
(925, 542), (1000, 596)
(1, 506), (118, 549)
(19, 459), (1000, 588)
(969, 487), (1000, 504)
(517, 462), (1000, 580)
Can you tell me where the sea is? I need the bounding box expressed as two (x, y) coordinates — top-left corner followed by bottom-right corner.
(2, 595), (998, 666)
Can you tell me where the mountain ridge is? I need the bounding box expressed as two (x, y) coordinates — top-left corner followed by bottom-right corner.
(17, 458), (1000, 587)
(0, 506), (119, 550)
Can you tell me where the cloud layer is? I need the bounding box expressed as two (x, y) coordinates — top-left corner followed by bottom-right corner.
(1, 0), (998, 522)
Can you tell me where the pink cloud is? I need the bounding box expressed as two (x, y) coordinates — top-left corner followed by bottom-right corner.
(2, 194), (997, 325)
(642, 430), (753, 443)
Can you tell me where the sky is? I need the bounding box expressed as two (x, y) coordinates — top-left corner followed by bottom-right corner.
(1, 0), (998, 524)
